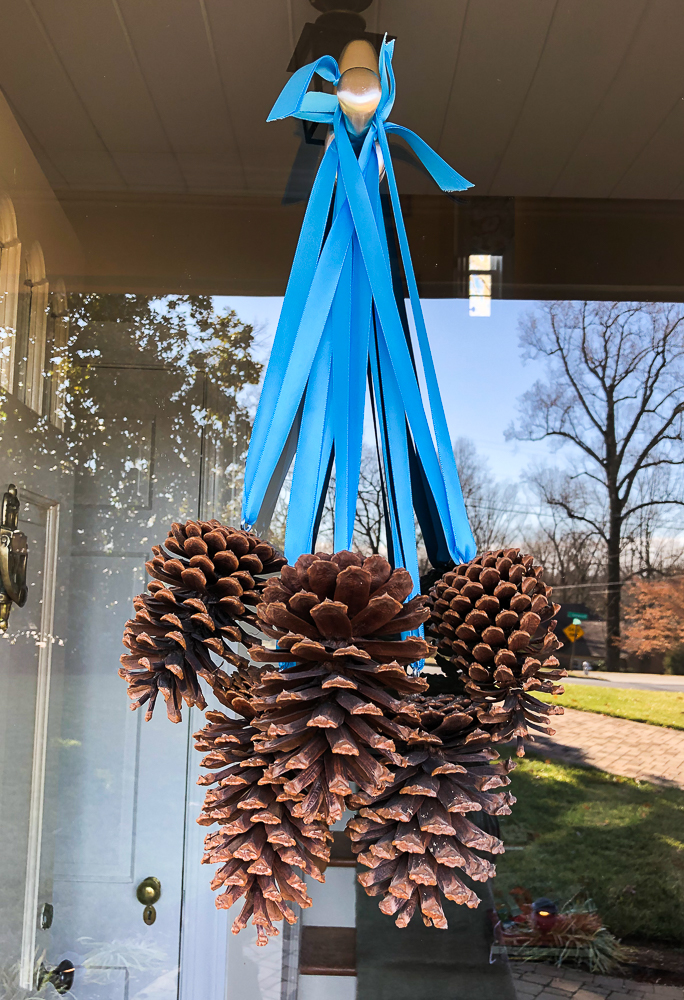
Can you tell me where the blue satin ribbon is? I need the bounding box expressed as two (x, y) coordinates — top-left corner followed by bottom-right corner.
(242, 38), (476, 597)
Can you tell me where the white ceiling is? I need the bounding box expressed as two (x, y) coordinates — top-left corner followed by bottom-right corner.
(1, 0), (684, 200)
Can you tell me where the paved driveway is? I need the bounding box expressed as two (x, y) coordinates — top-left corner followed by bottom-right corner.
(532, 707), (684, 789)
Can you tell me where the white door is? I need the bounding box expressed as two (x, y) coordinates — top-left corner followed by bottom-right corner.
(0, 306), (217, 999)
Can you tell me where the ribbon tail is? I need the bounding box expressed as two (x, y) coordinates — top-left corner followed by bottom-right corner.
(242, 142), (338, 524)
(345, 235), (373, 542)
(368, 326), (401, 565)
(375, 317), (420, 590)
(285, 331), (334, 561)
(335, 117), (464, 559)
(332, 138), (379, 550)
(378, 124), (475, 562)
(243, 155), (355, 528)
(331, 241), (354, 551)
(384, 123), (473, 192)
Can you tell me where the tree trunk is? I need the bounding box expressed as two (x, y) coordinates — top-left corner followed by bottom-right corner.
(605, 509), (622, 672)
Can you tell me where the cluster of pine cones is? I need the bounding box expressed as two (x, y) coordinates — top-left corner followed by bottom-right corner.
(121, 524), (566, 945)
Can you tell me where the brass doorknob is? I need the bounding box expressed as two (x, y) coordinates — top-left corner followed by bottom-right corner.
(0, 484), (28, 632)
(136, 876), (161, 905)
(136, 877), (161, 925)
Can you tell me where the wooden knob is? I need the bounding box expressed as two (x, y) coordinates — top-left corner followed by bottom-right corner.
(336, 39), (381, 135)
(338, 39), (379, 76)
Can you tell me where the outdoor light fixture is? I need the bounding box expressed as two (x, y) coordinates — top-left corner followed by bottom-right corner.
(289, 0), (389, 72)
(282, 1), (394, 203)
(532, 897), (558, 934)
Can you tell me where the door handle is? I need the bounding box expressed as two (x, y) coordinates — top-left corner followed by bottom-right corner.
(136, 876), (161, 925)
(0, 483), (28, 632)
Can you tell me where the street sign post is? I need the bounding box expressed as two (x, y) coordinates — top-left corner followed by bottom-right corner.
(564, 617), (585, 672)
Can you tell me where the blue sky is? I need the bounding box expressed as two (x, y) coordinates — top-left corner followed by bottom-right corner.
(217, 295), (557, 484)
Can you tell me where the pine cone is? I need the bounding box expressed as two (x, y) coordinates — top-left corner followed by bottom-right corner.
(427, 548), (567, 755)
(146, 519), (286, 616)
(121, 519), (286, 722)
(196, 708), (331, 946)
(256, 551), (430, 665)
(210, 659), (265, 720)
(247, 551), (434, 826)
(350, 694), (515, 930)
(119, 585), (246, 722)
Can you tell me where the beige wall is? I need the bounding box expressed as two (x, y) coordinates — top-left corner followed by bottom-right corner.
(57, 190), (304, 296)
(0, 91), (83, 282)
(56, 187), (684, 301)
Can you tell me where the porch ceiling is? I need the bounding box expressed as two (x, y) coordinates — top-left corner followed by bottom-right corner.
(0, 0), (683, 201)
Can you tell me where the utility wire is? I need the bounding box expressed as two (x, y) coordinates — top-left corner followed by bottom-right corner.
(465, 499), (684, 532)
(550, 574), (684, 591)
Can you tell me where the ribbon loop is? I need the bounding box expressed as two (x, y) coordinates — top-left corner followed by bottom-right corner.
(267, 55), (340, 123)
(243, 39), (476, 606)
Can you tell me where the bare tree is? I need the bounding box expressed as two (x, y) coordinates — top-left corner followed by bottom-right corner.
(453, 437), (521, 552)
(267, 448), (387, 556)
(353, 447), (385, 555)
(524, 470), (606, 610)
(621, 465), (684, 581)
(506, 301), (684, 670)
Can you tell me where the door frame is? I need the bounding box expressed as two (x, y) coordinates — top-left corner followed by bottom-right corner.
(18, 489), (60, 989)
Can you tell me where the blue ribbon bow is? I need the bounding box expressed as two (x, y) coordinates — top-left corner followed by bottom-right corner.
(242, 39), (476, 593)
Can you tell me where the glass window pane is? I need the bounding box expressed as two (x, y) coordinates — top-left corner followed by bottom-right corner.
(1, 6), (682, 998)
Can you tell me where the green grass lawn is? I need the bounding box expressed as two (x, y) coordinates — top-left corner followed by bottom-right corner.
(495, 756), (684, 944)
(536, 683), (684, 730)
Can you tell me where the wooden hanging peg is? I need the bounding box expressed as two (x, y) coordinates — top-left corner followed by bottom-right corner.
(336, 39), (381, 135)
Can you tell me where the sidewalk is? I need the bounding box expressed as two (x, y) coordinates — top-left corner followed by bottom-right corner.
(532, 708), (684, 789)
(567, 672), (684, 693)
(511, 962), (683, 999)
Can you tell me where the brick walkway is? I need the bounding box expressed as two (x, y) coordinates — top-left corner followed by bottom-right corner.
(531, 708), (684, 789)
(511, 962), (683, 999)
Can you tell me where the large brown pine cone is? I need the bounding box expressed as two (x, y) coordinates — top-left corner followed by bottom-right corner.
(349, 694), (515, 930)
(246, 551), (434, 826)
(427, 549), (567, 755)
(119, 584), (247, 722)
(121, 520), (286, 722)
(146, 519), (286, 615)
(196, 708), (331, 946)
(256, 551), (430, 664)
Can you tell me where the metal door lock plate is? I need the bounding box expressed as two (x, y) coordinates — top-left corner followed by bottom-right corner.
(136, 876), (161, 924)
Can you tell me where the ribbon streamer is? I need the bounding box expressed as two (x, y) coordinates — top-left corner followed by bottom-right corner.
(242, 39), (476, 589)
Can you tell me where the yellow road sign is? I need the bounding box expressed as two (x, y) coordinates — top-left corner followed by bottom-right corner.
(563, 623), (584, 642)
